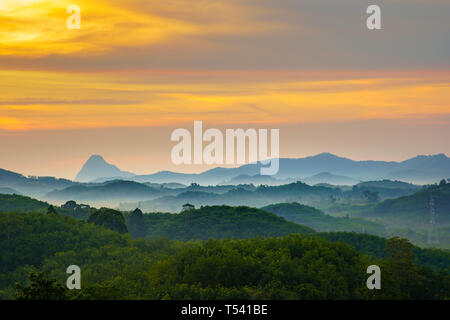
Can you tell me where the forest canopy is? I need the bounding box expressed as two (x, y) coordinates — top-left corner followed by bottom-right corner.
(1, 210), (449, 300)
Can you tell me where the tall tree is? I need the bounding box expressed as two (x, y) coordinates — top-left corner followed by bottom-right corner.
(47, 205), (57, 215)
(15, 272), (67, 300)
(88, 208), (128, 234)
(383, 237), (425, 299)
(128, 208), (146, 239)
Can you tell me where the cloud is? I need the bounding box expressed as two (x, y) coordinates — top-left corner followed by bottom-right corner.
(0, 0), (448, 70)
(0, 0), (280, 57)
(0, 69), (448, 130)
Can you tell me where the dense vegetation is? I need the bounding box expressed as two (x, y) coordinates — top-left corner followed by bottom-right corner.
(119, 181), (343, 212)
(1, 210), (449, 300)
(0, 168), (74, 197)
(88, 208), (128, 234)
(262, 203), (385, 235)
(1, 190), (449, 300)
(46, 180), (163, 204)
(326, 182), (450, 248)
(0, 194), (49, 213)
(138, 205), (314, 240)
(317, 232), (450, 272)
(358, 182), (450, 223)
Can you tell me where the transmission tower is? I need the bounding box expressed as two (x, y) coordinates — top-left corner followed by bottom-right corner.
(427, 195), (439, 245)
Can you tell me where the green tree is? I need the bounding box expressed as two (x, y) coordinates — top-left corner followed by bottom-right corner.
(47, 205), (57, 215)
(0, 213), (30, 241)
(15, 272), (67, 300)
(383, 237), (425, 299)
(128, 208), (146, 239)
(62, 200), (78, 210)
(88, 208), (128, 234)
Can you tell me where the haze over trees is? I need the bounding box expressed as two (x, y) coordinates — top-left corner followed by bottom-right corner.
(1, 210), (448, 300)
(1, 154), (449, 300)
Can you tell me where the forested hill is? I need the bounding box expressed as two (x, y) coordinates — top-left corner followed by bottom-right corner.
(317, 232), (450, 272)
(120, 181), (341, 212)
(343, 182), (450, 229)
(1, 211), (449, 300)
(0, 194), (315, 240)
(46, 180), (163, 203)
(0, 168), (74, 197)
(139, 205), (315, 240)
(0, 194), (49, 213)
(262, 203), (385, 235)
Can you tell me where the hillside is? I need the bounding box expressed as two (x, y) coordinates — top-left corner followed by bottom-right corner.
(141, 205), (315, 241)
(224, 174), (282, 185)
(348, 179), (421, 200)
(330, 182), (450, 247)
(1, 211), (449, 300)
(317, 232), (450, 272)
(301, 172), (359, 185)
(353, 183), (450, 225)
(0, 187), (20, 195)
(0, 193), (315, 240)
(262, 203), (385, 235)
(0, 168), (74, 197)
(0, 194), (49, 213)
(46, 180), (162, 205)
(356, 180), (420, 190)
(119, 179), (421, 213)
(120, 181), (341, 212)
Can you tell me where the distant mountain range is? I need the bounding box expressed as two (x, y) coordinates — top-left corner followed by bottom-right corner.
(75, 155), (134, 182)
(75, 152), (450, 185)
(0, 168), (74, 197)
(0, 152), (448, 202)
(262, 202), (385, 235)
(329, 182), (450, 247)
(301, 172), (360, 186)
(46, 180), (163, 204)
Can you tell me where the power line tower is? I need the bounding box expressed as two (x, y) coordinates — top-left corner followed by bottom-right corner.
(427, 195), (439, 245)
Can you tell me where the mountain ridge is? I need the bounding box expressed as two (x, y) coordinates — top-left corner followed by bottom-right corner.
(2, 153), (448, 187)
(75, 155), (135, 182)
(88, 153), (449, 185)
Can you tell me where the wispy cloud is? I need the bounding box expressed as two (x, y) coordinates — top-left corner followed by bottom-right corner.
(1, 0), (448, 70)
(0, 0), (279, 57)
(1, 70), (448, 130)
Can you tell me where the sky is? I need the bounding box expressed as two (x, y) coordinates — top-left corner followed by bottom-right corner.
(0, 0), (449, 179)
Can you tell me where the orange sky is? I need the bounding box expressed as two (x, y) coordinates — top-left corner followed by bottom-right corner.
(0, 0), (449, 178)
(1, 69), (450, 131)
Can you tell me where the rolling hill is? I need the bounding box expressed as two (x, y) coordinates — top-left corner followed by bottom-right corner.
(330, 182), (450, 248)
(301, 172), (360, 185)
(352, 183), (450, 225)
(0, 187), (20, 195)
(0, 194), (50, 213)
(141, 205), (315, 240)
(0, 168), (74, 197)
(262, 202), (386, 235)
(119, 181), (341, 212)
(46, 180), (162, 205)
